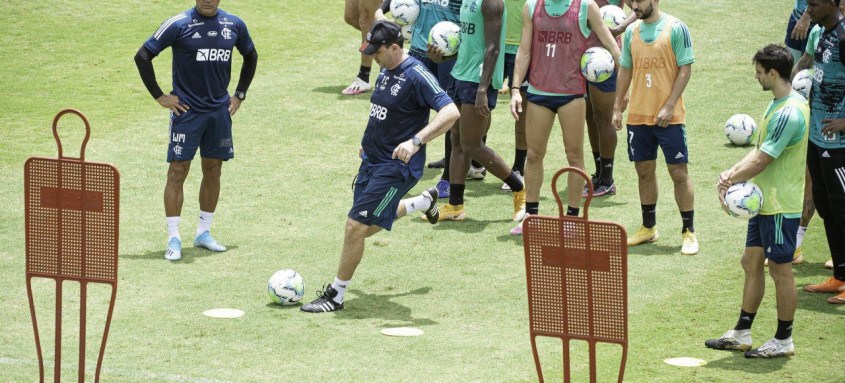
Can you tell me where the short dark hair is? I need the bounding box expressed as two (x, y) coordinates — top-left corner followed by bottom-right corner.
(753, 44), (793, 81)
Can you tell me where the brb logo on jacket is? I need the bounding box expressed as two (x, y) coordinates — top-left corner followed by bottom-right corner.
(196, 49), (231, 62)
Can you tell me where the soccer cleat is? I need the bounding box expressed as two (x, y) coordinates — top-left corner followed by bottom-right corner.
(681, 229), (699, 255)
(164, 237), (182, 261)
(341, 78), (371, 96)
(436, 179), (450, 199)
(427, 158), (445, 169)
(510, 214), (530, 236)
(627, 225), (659, 246)
(744, 337), (794, 359)
(825, 259), (834, 269)
(422, 187), (439, 224)
(513, 189), (526, 221)
(438, 204), (466, 221)
(300, 285), (344, 313)
(704, 329), (752, 351)
(803, 277), (845, 293)
(828, 290), (845, 304)
(194, 231), (227, 252)
(582, 183), (617, 198)
(501, 170), (523, 192)
(467, 165), (487, 180)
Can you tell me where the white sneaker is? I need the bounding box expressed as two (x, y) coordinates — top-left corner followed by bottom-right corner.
(467, 166), (487, 180)
(341, 78), (371, 95)
(501, 170), (523, 191)
(704, 329), (752, 351)
(510, 214), (530, 236)
(745, 337), (794, 359)
(164, 237), (182, 261)
(681, 229), (699, 255)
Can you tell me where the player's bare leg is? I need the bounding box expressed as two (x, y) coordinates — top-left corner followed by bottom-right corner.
(342, 0), (378, 95)
(164, 160), (191, 260)
(194, 157), (226, 252)
(556, 98), (587, 210)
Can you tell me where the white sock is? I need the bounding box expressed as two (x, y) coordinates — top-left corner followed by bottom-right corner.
(166, 216), (180, 241)
(403, 192), (432, 215)
(796, 226), (807, 248)
(197, 210), (214, 237)
(331, 277), (350, 304)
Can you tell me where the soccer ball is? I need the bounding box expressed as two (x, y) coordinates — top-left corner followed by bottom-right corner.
(724, 114), (758, 146)
(428, 21), (461, 56)
(600, 5), (626, 28)
(401, 24), (414, 40)
(791, 68), (813, 100)
(723, 181), (764, 219)
(580, 47), (615, 83)
(267, 269), (305, 305)
(390, 0), (420, 26)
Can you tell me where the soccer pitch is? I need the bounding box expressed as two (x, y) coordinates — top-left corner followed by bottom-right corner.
(1, 0), (843, 381)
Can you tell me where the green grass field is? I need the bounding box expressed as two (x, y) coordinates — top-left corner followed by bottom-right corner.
(1, 0), (844, 381)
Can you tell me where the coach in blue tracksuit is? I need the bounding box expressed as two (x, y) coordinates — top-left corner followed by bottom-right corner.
(301, 21), (460, 313)
(134, 0), (258, 262)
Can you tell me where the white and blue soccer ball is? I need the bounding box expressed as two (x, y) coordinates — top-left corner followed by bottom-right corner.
(791, 68), (813, 100)
(268, 269), (305, 305)
(724, 181), (764, 219)
(390, 0), (420, 26)
(600, 5), (627, 28)
(401, 24), (414, 41)
(724, 114), (758, 146)
(580, 47), (615, 83)
(428, 21), (461, 56)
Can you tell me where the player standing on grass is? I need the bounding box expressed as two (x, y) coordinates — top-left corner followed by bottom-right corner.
(508, 0), (621, 235)
(582, 0), (634, 198)
(611, 0), (698, 255)
(134, 0), (257, 261)
(801, 0), (845, 304)
(341, 0), (382, 95)
(706, 45), (809, 359)
(498, 0), (527, 194)
(432, 0), (528, 222)
(301, 21), (459, 313)
(376, 0), (463, 199)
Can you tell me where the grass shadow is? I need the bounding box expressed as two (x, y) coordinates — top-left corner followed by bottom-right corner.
(704, 352), (790, 373)
(311, 85), (369, 98)
(121, 245), (240, 264)
(264, 302), (301, 310)
(627, 243), (681, 256)
(795, 288), (845, 315)
(431, 217), (510, 234)
(335, 287), (438, 327)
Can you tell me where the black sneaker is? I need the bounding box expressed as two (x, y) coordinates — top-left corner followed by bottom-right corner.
(300, 285), (344, 313)
(427, 158), (445, 168)
(423, 187), (439, 224)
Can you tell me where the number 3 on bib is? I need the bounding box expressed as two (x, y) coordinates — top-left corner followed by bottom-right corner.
(645, 74), (652, 88)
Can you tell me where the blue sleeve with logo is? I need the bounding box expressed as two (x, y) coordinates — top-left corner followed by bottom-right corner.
(411, 63), (453, 112)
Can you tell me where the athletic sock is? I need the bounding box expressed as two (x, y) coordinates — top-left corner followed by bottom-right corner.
(166, 216), (180, 241)
(681, 210), (695, 233)
(357, 65), (371, 83)
(775, 319), (793, 340)
(513, 149), (527, 174)
(600, 157), (615, 185)
(567, 207), (580, 216)
(197, 210), (214, 237)
(734, 309), (756, 331)
(526, 202), (540, 216)
(592, 151), (601, 178)
(449, 183), (465, 206)
(796, 226), (807, 248)
(403, 193), (431, 214)
(331, 277), (349, 304)
(504, 171), (524, 192)
(443, 134), (452, 181)
(642, 204), (657, 228)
